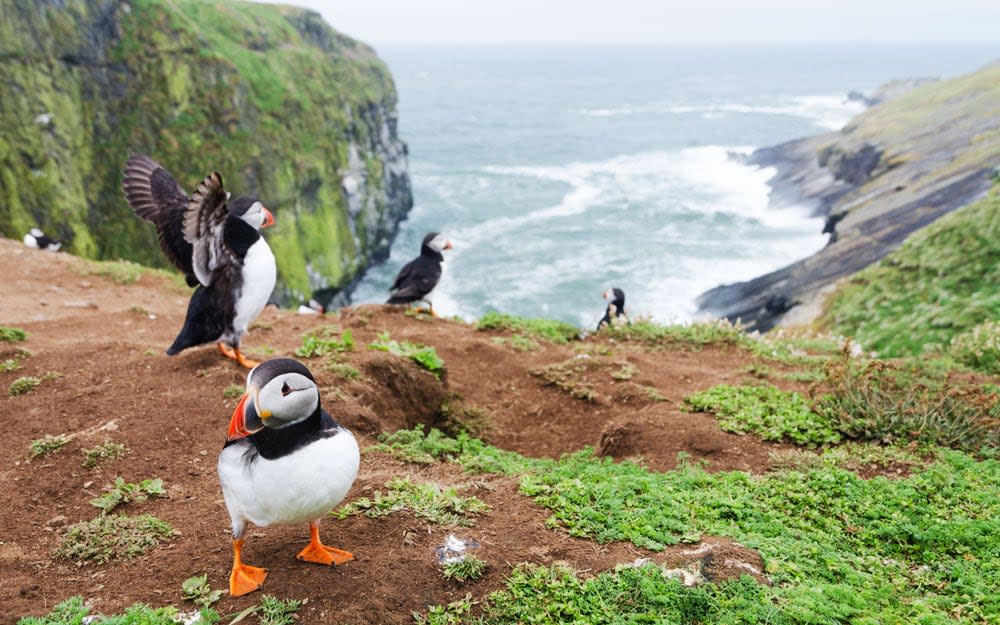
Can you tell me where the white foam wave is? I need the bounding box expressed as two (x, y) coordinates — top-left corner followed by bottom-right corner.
(576, 95), (866, 130)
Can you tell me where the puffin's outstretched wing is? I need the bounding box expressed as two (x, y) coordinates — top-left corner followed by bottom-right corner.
(183, 171), (237, 287)
(121, 153), (196, 284)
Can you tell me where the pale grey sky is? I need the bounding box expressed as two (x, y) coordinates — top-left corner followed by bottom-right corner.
(277, 0), (1000, 45)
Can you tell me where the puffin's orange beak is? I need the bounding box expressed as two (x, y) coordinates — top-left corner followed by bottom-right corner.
(261, 207), (275, 229)
(443, 240), (453, 250)
(227, 393), (252, 441)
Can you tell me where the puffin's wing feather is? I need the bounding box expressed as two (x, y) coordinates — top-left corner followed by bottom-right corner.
(121, 154), (195, 281)
(388, 260), (441, 303)
(389, 258), (417, 292)
(183, 172), (235, 287)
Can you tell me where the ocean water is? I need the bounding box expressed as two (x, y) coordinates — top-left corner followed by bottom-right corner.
(350, 44), (996, 328)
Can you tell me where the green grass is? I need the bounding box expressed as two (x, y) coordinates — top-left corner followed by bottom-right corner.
(326, 362), (362, 381)
(334, 477), (489, 526)
(490, 334), (541, 352)
(89, 477), (167, 514)
(221, 383), (245, 399)
(477, 311), (580, 344)
(949, 319), (1000, 375)
(441, 554), (488, 582)
(295, 326), (355, 357)
(1, 357), (21, 372)
(29, 434), (71, 457)
(0, 325), (27, 342)
(601, 318), (752, 350)
(820, 191), (1000, 363)
(258, 595), (302, 625)
(685, 383), (842, 448)
(75, 258), (146, 284)
(16, 596), (219, 625)
(8, 371), (59, 396)
(369, 331), (445, 378)
(181, 574), (223, 609)
(390, 428), (1000, 624)
(55, 513), (175, 563)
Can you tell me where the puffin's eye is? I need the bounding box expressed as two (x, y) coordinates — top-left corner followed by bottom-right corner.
(281, 382), (292, 396)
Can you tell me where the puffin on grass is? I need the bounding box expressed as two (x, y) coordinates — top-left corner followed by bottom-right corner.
(122, 154), (276, 368)
(597, 287), (630, 330)
(387, 232), (452, 316)
(218, 358), (360, 596)
(23, 228), (61, 251)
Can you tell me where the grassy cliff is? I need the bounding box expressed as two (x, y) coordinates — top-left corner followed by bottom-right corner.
(0, 0), (411, 303)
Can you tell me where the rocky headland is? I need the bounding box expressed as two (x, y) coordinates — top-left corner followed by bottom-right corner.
(699, 62), (1000, 331)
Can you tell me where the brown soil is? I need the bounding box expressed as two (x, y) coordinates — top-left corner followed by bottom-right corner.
(1, 239), (796, 623)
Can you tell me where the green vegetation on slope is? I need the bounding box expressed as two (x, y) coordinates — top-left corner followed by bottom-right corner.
(382, 427), (1000, 624)
(0, 0), (408, 302)
(821, 189), (1000, 362)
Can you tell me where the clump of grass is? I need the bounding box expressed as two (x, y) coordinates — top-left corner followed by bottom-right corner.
(769, 442), (932, 475)
(685, 383), (841, 447)
(369, 331), (445, 378)
(441, 401), (493, 437)
(413, 595), (474, 625)
(90, 477), (167, 514)
(949, 319), (1000, 374)
(814, 357), (1000, 451)
(477, 312), (579, 344)
(258, 595), (301, 625)
(1, 358), (22, 372)
(81, 441), (128, 467)
(221, 383), (244, 399)
(8, 371), (59, 396)
(442, 554), (488, 582)
(181, 574), (223, 608)
(602, 318), (752, 350)
(740, 362), (774, 379)
(55, 513), (175, 563)
(326, 362), (361, 381)
(491, 334), (541, 352)
(531, 358), (600, 402)
(335, 477), (490, 526)
(78, 258), (145, 284)
(642, 386), (668, 402)
(0, 325), (27, 343)
(610, 363), (636, 381)
(29, 434), (72, 458)
(371, 427), (466, 464)
(296, 326), (355, 357)
(16, 596), (220, 625)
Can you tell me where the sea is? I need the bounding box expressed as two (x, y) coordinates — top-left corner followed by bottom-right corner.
(349, 44), (996, 328)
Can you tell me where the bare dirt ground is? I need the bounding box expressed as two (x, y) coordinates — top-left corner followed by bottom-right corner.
(1, 238), (798, 623)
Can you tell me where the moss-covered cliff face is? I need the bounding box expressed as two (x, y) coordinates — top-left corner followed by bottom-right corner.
(0, 0), (412, 304)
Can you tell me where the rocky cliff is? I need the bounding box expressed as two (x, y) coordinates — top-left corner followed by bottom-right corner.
(697, 61), (1000, 331)
(0, 0), (412, 304)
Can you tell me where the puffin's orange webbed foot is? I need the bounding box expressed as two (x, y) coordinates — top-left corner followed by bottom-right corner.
(229, 538), (267, 596)
(297, 521), (355, 565)
(218, 343), (259, 369)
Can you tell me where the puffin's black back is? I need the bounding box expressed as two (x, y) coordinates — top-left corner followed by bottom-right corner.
(387, 233), (445, 304)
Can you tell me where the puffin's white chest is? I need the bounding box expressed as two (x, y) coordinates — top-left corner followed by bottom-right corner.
(233, 238), (276, 335)
(221, 430), (360, 528)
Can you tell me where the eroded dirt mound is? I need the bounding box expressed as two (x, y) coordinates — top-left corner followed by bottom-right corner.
(0, 239), (796, 623)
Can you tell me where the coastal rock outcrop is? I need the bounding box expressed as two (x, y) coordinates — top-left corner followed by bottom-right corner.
(0, 0), (412, 304)
(697, 62), (1000, 331)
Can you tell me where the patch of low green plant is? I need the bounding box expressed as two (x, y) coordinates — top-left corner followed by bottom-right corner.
(8, 370), (59, 396)
(442, 554), (488, 582)
(181, 574), (223, 608)
(56, 513), (175, 563)
(0, 325), (27, 343)
(530, 357), (601, 402)
(440, 401), (493, 437)
(369, 331), (445, 378)
(685, 383), (841, 447)
(335, 477), (489, 526)
(610, 362), (636, 380)
(477, 311), (579, 344)
(740, 362), (774, 379)
(29, 433), (72, 457)
(769, 441), (933, 475)
(949, 319), (1000, 374)
(780, 369), (827, 383)
(221, 383), (244, 399)
(413, 594), (474, 625)
(81, 441), (128, 467)
(78, 258), (146, 284)
(90, 477), (167, 514)
(490, 334), (541, 352)
(1, 357), (22, 372)
(258, 595), (302, 625)
(326, 361), (361, 381)
(602, 318), (753, 350)
(17, 596), (219, 625)
(296, 326), (355, 357)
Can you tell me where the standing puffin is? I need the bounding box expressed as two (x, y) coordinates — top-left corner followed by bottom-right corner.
(387, 232), (452, 316)
(597, 287), (630, 330)
(23, 228), (61, 251)
(122, 154), (276, 368)
(219, 358), (360, 596)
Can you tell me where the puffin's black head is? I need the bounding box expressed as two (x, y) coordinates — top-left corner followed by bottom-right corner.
(227, 358), (319, 440)
(603, 288), (625, 307)
(228, 196), (275, 230)
(421, 232), (453, 255)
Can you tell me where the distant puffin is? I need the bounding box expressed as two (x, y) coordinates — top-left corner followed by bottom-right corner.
(219, 358), (360, 596)
(23, 228), (61, 252)
(387, 232), (452, 316)
(597, 287), (630, 330)
(122, 153), (276, 368)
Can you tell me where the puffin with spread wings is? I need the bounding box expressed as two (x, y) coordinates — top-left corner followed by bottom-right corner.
(122, 154), (276, 368)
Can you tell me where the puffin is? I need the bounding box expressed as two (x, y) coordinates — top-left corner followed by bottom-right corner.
(23, 228), (61, 251)
(218, 358), (360, 596)
(386, 232), (452, 316)
(597, 287), (630, 330)
(121, 154), (276, 368)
